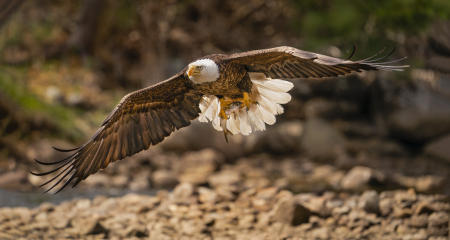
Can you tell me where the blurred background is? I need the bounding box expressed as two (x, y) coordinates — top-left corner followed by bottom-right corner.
(0, 0), (449, 203)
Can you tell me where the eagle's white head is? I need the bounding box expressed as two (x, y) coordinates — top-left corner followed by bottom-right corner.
(186, 59), (219, 84)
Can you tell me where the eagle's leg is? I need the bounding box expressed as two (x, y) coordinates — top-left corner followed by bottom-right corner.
(218, 97), (235, 119)
(219, 92), (253, 119)
(242, 92), (252, 109)
(217, 92), (254, 142)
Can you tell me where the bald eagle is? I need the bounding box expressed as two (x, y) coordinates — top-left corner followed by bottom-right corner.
(32, 46), (407, 193)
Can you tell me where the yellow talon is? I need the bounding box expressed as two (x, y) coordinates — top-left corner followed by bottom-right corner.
(242, 92), (252, 109)
(218, 92), (253, 120)
(219, 108), (227, 119)
(219, 97), (232, 119)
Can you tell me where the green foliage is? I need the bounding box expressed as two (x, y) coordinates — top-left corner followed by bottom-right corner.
(357, 0), (449, 30)
(0, 67), (83, 141)
(291, 0), (449, 52)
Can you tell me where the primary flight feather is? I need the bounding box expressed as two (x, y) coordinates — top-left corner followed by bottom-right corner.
(32, 46), (408, 193)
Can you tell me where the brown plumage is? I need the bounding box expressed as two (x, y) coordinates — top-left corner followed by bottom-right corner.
(32, 46), (407, 193)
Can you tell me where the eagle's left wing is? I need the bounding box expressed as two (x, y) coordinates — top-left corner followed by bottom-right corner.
(224, 46), (408, 79)
(32, 73), (202, 193)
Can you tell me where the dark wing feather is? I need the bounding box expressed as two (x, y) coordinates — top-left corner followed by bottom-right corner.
(224, 46), (408, 79)
(32, 73), (201, 193)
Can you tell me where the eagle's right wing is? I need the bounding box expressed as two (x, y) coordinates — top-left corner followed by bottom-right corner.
(225, 46), (408, 79)
(32, 72), (202, 193)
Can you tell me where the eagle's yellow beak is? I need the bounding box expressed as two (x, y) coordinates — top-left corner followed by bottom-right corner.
(187, 66), (200, 77)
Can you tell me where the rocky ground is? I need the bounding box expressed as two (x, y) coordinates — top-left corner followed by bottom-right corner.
(0, 184), (448, 239)
(1, 132), (449, 239)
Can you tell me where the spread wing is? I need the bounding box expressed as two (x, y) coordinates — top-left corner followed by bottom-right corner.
(225, 46), (408, 79)
(32, 73), (202, 193)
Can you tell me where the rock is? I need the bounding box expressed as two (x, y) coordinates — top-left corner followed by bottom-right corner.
(111, 175), (128, 188)
(0, 232), (14, 240)
(178, 171), (210, 185)
(370, 77), (450, 142)
(310, 227), (330, 239)
(428, 212), (448, 227)
(394, 189), (417, 208)
(252, 198), (270, 212)
(70, 216), (106, 235)
(379, 198), (394, 217)
(255, 187), (278, 200)
(178, 149), (223, 185)
(332, 205), (351, 216)
(238, 214), (255, 229)
(147, 222), (174, 240)
(14, 207), (32, 223)
(425, 134), (450, 163)
(129, 171), (150, 191)
(48, 211), (70, 229)
(341, 166), (385, 191)
(171, 183), (194, 204)
(75, 199), (91, 210)
(270, 191), (311, 226)
(180, 220), (203, 236)
(180, 149), (224, 169)
(414, 175), (444, 192)
(215, 185), (236, 202)
(301, 118), (346, 160)
(394, 174), (445, 193)
(255, 212), (271, 229)
(409, 214), (428, 228)
(359, 190), (380, 214)
(152, 170), (178, 188)
(393, 206), (413, 218)
(198, 187), (217, 204)
(208, 170), (240, 187)
(413, 200), (450, 215)
(251, 187), (279, 212)
(295, 194), (328, 217)
(290, 202), (312, 226)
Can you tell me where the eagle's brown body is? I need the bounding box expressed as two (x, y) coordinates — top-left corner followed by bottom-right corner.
(195, 58), (251, 97)
(32, 46), (407, 193)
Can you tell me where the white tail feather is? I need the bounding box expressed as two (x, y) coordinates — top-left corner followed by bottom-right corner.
(226, 115), (240, 134)
(252, 79), (294, 92)
(248, 106), (266, 131)
(239, 110), (252, 135)
(257, 94), (279, 115)
(257, 87), (292, 104)
(257, 104), (276, 125)
(275, 103), (284, 114)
